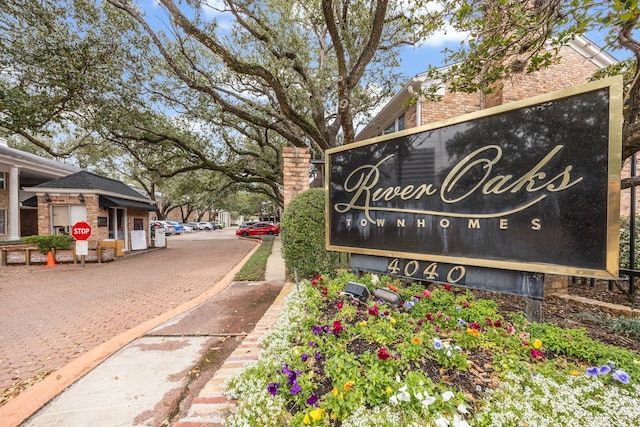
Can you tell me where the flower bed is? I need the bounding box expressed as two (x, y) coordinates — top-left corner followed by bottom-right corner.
(224, 272), (640, 426)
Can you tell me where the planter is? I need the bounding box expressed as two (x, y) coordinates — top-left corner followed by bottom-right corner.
(1, 247), (115, 266)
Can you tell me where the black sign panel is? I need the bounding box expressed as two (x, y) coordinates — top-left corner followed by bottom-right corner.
(351, 254), (544, 299)
(327, 78), (622, 279)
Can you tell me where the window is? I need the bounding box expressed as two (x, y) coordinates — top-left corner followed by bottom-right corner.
(0, 209), (5, 234)
(0, 172), (5, 190)
(382, 114), (406, 135)
(383, 123), (395, 135)
(397, 114), (405, 131)
(51, 205), (87, 235)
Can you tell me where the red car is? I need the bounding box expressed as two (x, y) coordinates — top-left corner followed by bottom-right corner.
(236, 222), (280, 237)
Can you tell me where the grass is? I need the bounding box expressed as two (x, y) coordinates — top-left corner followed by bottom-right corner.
(234, 235), (275, 281)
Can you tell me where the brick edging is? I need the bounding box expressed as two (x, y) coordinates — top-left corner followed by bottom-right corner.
(173, 282), (295, 426)
(550, 293), (640, 319)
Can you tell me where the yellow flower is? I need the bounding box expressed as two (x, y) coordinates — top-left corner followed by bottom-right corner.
(310, 408), (323, 421)
(303, 413), (311, 425)
(533, 339), (543, 349)
(386, 386), (393, 394)
(343, 381), (354, 391)
(332, 388), (338, 397)
(570, 370), (580, 376)
(359, 320), (367, 327)
(412, 337), (421, 345)
(390, 317), (396, 324)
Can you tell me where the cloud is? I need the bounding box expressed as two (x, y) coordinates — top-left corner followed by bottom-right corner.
(420, 26), (468, 47)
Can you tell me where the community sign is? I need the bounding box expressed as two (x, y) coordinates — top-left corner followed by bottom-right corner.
(326, 77), (623, 282)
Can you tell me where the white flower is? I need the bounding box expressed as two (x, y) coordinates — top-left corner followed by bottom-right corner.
(420, 393), (436, 408)
(442, 390), (455, 402)
(396, 385), (411, 402)
(371, 274), (380, 285)
(389, 395), (398, 406)
(435, 416), (450, 427)
(457, 403), (469, 414)
(452, 414), (471, 427)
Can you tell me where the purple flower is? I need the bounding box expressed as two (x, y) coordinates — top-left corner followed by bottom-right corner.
(311, 326), (322, 335)
(267, 382), (279, 396)
(301, 353), (310, 362)
(457, 318), (466, 327)
(613, 370), (630, 384)
(599, 365), (612, 375)
(306, 394), (319, 406)
(307, 341), (318, 347)
(290, 381), (302, 395)
(315, 351), (322, 359)
(586, 366), (599, 376)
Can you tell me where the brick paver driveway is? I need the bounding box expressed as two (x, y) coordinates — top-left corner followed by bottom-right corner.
(0, 229), (255, 403)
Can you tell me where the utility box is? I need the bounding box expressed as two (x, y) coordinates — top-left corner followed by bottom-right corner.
(154, 228), (166, 248)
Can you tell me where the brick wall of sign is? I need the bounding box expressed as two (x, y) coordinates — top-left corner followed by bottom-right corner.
(283, 146), (311, 208)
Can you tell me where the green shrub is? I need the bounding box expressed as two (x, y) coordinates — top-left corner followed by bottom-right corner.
(23, 235), (74, 254)
(281, 188), (341, 280)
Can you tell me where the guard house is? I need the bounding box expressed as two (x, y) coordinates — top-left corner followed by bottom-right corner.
(22, 171), (157, 253)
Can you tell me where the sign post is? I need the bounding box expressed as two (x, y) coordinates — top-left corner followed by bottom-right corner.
(71, 221), (92, 267)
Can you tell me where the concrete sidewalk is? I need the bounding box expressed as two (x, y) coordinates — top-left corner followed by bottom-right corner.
(17, 235), (290, 427)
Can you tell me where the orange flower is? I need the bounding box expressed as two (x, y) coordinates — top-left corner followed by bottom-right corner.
(412, 337), (421, 345)
(343, 381), (354, 391)
(388, 283), (398, 292)
(467, 328), (479, 337)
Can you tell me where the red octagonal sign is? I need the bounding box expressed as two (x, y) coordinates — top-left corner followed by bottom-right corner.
(71, 221), (92, 241)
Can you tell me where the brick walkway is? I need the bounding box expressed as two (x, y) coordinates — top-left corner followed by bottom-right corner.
(174, 282), (294, 427)
(0, 232), (256, 402)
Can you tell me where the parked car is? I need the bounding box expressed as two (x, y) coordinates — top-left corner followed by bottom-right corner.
(236, 222), (280, 237)
(186, 222), (201, 230)
(198, 222), (214, 230)
(180, 223), (194, 233)
(165, 221), (184, 235)
(154, 221), (178, 235)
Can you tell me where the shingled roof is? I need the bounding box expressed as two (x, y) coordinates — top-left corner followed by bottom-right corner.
(29, 170), (149, 201)
(22, 170), (157, 211)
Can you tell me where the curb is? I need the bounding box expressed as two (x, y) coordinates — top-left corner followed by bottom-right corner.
(173, 282), (295, 426)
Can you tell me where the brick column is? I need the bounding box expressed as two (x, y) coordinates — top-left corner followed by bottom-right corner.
(282, 147), (311, 208)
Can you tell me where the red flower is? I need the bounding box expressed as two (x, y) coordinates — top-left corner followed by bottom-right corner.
(413, 294), (421, 300)
(493, 319), (502, 328)
(423, 290), (432, 298)
(426, 313), (435, 321)
(377, 348), (391, 360)
(444, 284), (451, 291)
(337, 301), (343, 310)
(530, 348), (543, 358)
(462, 302), (470, 308)
(311, 275), (323, 286)
(332, 320), (342, 335)
(368, 305), (379, 316)
(321, 287), (328, 296)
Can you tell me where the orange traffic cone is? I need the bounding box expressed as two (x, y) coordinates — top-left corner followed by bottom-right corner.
(46, 250), (57, 267)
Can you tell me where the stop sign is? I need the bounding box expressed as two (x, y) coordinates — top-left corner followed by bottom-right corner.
(71, 221), (92, 241)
